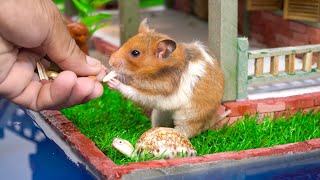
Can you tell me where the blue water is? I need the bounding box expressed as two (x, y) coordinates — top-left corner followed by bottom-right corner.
(145, 151), (320, 180)
(0, 99), (97, 180)
(146, 144), (320, 179)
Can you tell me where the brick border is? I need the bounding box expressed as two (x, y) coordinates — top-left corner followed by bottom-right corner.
(90, 37), (118, 56)
(41, 109), (320, 179)
(220, 92), (320, 126)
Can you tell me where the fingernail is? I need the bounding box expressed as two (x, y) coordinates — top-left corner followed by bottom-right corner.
(86, 56), (99, 66)
(95, 67), (108, 82)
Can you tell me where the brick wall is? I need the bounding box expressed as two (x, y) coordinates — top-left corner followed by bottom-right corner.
(248, 11), (320, 47)
(172, 0), (191, 14)
(238, 0), (320, 48)
(219, 92), (320, 127)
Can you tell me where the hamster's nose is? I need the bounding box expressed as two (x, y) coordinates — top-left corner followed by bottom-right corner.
(109, 56), (122, 69)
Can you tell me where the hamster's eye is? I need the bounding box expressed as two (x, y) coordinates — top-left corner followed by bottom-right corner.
(131, 50), (140, 57)
(119, 140), (122, 144)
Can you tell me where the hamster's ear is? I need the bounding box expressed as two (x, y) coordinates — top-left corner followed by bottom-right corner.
(156, 39), (176, 59)
(139, 18), (154, 33)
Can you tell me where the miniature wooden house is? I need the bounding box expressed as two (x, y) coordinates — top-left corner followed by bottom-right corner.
(284, 0), (320, 22)
(246, 0), (282, 11)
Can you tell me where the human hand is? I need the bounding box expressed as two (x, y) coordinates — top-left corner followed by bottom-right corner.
(0, 0), (107, 111)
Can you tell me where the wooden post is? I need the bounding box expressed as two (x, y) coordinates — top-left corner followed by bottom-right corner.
(302, 52), (312, 72)
(285, 54), (295, 74)
(64, 0), (79, 17)
(237, 38), (249, 100)
(254, 58), (264, 77)
(119, 0), (140, 45)
(270, 56), (279, 76)
(209, 0), (238, 102)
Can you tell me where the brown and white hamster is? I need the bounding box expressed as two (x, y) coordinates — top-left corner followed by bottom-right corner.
(107, 19), (225, 138)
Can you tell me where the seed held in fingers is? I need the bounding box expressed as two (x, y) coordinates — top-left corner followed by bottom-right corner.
(102, 70), (117, 82)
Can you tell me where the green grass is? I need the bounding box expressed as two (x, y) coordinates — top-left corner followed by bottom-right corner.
(140, 0), (164, 8)
(61, 86), (320, 165)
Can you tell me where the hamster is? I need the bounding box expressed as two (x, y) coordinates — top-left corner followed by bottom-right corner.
(107, 19), (225, 138)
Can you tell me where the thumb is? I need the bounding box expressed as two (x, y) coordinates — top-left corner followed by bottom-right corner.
(42, 2), (101, 76)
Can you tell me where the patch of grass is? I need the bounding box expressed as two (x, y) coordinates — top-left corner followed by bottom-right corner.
(61, 86), (320, 165)
(61, 86), (151, 165)
(191, 112), (320, 156)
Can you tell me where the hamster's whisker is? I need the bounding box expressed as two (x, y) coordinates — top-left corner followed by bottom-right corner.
(119, 64), (127, 85)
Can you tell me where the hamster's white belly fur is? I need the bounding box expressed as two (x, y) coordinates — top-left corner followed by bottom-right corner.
(123, 60), (208, 110)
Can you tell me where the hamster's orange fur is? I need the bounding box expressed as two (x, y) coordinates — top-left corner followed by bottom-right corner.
(108, 19), (224, 138)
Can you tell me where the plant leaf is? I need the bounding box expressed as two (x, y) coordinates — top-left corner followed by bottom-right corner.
(81, 13), (111, 27)
(88, 21), (111, 34)
(72, 0), (96, 14)
(91, 0), (112, 8)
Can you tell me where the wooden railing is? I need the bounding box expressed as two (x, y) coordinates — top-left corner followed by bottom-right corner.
(237, 38), (320, 100)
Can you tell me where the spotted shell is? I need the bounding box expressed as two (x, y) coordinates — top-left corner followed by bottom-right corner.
(135, 127), (196, 158)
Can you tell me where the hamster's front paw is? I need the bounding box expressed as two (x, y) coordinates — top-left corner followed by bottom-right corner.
(107, 78), (122, 90)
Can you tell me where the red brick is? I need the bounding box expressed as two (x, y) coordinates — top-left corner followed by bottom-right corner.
(250, 32), (265, 43)
(68, 133), (102, 158)
(261, 12), (278, 22)
(307, 26), (320, 37)
(251, 24), (265, 34)
(305, 138), (320, 148)
(264, 24), (277, 36)
(309, 36), (320, 44)
(275, 34), (290, 44)
(166, 156), (207, 166)
(92, 38), (106, 53)
(303, 106), (320, 114)
(56, 122), (81, 138)
(223, 101), (257, 116)
(248, 147), (273, 157)
(264, 32), (276, 42)
(286, 109), (299, 119)
(91, 37), (119, 56)
(256, 99), (286, 113)
(273, 108), (301, 119)
(103, 43), (118, 56)
(174, 0), (191, 13)
(41, 110), (62, 117)
(285, 94), (314, 110)
(289, 22), (307, 33)
(272, 15), (289, 27)
(257, 112), (275, 122)
(308, 28), (320, 44)
(273, 110), (286, 119)
(266, 40), (279, 48)
(289, 39), (308, 46)
(250, 12), (263, 25)
(204, 152), (242, 161)
(271, 142), (312, 154)
(292, 32), (309, 43)
(313, 92), (320, 106)
(276, 26), (290, 36)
